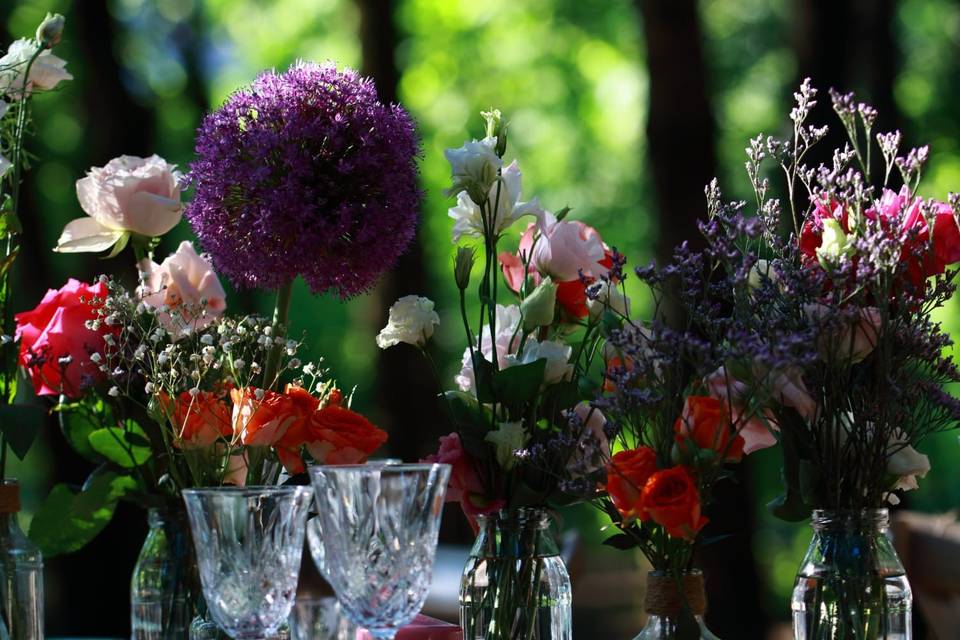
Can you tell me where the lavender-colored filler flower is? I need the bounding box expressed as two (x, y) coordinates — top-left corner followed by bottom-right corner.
(185, 62), (422, 296)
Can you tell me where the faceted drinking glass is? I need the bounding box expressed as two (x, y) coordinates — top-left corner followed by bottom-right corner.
(182, 486), (313, 640)
(305, 459), (401, 578)
(308, 463), (451, 640)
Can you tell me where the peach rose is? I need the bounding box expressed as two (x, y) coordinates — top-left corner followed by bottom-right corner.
(138, 241), (226, 333)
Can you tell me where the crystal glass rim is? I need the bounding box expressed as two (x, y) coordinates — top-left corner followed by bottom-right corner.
(307, 462), (449, 474)
(182, 484), (313, 497)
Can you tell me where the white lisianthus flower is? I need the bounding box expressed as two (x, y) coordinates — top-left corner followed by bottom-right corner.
(0, 154), (11, 179)
(444, 136), (501, 199)
(55, 154), (183, 254)
(0, 38), (72, 97)
(376, 295), (440, 349)
(448, 160), (543, 242)
(455, 304), (522, 394)
(587, 280), (630, 320)
(484, 421), (528, 470)
(505, 338), (573, 386)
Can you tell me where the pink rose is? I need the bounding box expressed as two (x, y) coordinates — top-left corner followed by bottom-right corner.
(424, 432), (503, 521)
(138, 241), (227, 333)
(14, 279), (112, 398)
(804, 303), (882, 364)
(55, 154), (182, 254)
(531, 214), (608, 282)
(499, 213), (612, 319)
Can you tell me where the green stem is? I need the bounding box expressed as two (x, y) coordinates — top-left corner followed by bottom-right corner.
(263, 280), (294, 390)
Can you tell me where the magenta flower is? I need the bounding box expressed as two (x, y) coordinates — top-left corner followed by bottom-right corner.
(185, 62), (422, 296)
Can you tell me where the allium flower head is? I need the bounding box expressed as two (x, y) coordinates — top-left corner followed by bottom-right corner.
(185, 61), (422, 296)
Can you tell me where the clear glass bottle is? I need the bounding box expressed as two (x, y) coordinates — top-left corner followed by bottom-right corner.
(791, 509), (912, 640)
(633, 571), (719, 640)
(0, 479), (43, 639)
(131, 507), (203, 639)
(459, 508), (572, 640)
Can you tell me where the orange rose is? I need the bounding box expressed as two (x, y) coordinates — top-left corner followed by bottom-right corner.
(273, 384), (323, 473)
(674, 395), (744, 462)
(230, 386), (300, 446)
(605, 447), (658, 521)
(165, 390), (232, 448)
(640, 466), (708, 540)
(303, 405), (388, 465)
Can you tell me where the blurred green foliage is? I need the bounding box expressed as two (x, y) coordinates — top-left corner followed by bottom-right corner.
(3, 0), (960, 625)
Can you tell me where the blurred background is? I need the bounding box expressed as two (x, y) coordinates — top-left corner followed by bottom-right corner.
(3, 0), (959, 637)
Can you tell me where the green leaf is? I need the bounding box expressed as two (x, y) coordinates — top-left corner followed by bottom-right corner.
(58, 407), (100, 464)
(471, 354), (496, 404)
(491, 358), (546, 408)
(88, 422), (152, 468)
(0, 210), (22, 237)
(0, 404), (44, 460)
(28, 467), (136, 556)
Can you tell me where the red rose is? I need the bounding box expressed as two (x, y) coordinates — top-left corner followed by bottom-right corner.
(605, 446), (658, 521)
(14, 279), (112, 398)
(640, 466), (708, 540)
(674, 395), (744, 462)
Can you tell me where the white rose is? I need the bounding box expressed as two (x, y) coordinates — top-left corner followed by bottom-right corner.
(138, 241), (227, 334)
(444, 136), (501, 198)
(0, 38), (72, 97)
(505, 338), (573, 386)
(587, 280), (630, 319)
(448, 160), (543, 242)
(455, 304), (522, 394)
(376, 295), (440, 349)
(55, 154), (182, 253)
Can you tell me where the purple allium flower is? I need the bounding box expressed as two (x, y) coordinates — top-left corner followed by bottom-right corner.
(185, 62), (422, 296)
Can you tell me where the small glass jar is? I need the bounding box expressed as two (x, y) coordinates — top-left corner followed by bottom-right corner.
(791, 509), (912, 640)
(131, 507), (203, 639)
(633, 571), (719, 640)
(459, 508), (572, 640)
(0, 479), (43, 639)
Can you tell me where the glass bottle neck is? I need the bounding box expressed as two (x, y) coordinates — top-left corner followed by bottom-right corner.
(810, 509), (889, 534)
(472, 508), (559, 559)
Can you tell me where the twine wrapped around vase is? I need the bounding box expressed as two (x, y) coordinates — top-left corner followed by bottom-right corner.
(0, 481), (21, 514)
(644, 572), (707, 617)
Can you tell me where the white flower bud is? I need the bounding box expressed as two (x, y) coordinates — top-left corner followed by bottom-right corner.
(108, 386), (120, 397)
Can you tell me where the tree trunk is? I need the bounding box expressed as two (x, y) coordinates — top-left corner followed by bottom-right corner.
(636, 1), (770, 637)
(357, 0), (447, 464)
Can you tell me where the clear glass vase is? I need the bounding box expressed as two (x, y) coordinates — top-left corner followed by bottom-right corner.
(459, 508), (572, 640)
(0, 479), (43, 639)
(633, 571), (719, 640)
(791, 509), (912, 639)
(131, 506), (204, 639)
